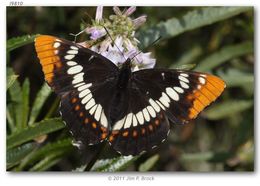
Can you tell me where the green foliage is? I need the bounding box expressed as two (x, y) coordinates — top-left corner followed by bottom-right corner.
(7, 118), (65, 149)
(6, 7), (254, 171)
(138, 7), (251, 48)
(195, 41), (253, 71)
(138, 154), (159, 171)
(7, 34), (38, 52)
(90, 156), (139, 172)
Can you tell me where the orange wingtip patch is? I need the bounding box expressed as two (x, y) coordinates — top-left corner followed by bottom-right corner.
(35, 35), (63, 84)
(188, 74), (226, 119)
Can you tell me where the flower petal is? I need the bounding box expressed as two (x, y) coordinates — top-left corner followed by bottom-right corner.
(133, 15), (147, 28)
(95, 6), (103, 22)
(113, 6), (122, 15)
(124, 6), (136, 16)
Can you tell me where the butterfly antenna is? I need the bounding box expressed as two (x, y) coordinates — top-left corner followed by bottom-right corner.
(103, 26), (127, 61)
(70, 10), (93, 42)
(69, 29), (86, 43)
(130, 36), (162, 61)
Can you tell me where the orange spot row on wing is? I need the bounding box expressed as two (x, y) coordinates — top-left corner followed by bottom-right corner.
(188, 74), (226, 119)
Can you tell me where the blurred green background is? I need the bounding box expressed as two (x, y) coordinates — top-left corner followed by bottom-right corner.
(6, 7), (254, 171)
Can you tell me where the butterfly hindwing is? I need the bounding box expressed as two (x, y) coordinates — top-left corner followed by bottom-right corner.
(108, 69), (225, 155)
(132, 69), (226, 124)
(35, 35), (119, 144)
(108, 86), (170, 155)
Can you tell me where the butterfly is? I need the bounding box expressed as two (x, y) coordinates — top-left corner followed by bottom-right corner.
(34, 35), (226, 156)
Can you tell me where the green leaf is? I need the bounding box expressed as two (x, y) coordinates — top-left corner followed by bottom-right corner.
(6, 67), (19, 90)
(195, 41), (253, 71)
(218, 69), (254, 88)
(17, 138), (72, 170)
(21, 79), (30, 128)
(173, 64), (197, 70)
(28, 84), (52, 125)
(6, 142), (37, 169)
(180, 151), (231, 162)
(29, 149), (69, 171)
(138, 154), (159, 171)
(7, 118), (65, 149)
(7, 34), (38, 52)
(8, 75), (22, 128)
(138, 7), (251, 48)
(205, 100), (253, 120)
(90, 155), (139, 172)
(170, 45), (202, 69)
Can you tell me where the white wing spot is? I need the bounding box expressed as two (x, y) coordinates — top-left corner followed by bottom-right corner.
(94, 104), (102, 121)
(72, 72), (84, 84)
(53, 42), (60, 48)
(67, 61), (77, 66)
(132, 114), (138, 127)
(81, 93), (92, 104)
(113, 117), (125, 130)
(142, 108), (150, 122)
(124, 113), (133, 129)
(67, 65), (83, 74)
(147, 106), (156, 118)
(161, 72), (165, 80)
(85, 98), (95, 110)
(70, 46), (78, 50)
(65, 55), (75, 60)
(180, 81), (189, 89)
(67, 50), (78, 55)
(166, 87), (179, 101)
(136, 111), (144, 125)
(159, 93), (170, 108)
(100, 110), (108, 127)
(78, 83), (92, 91)
(79, 89), (91, 98)
(179, 75), (189, 83)
(89, 55), (94, 61)
(199, 77), (206, 84)
(156, 100), (165, 110)
(89, 104), (97, 115)
(180, 73), (189, 77)
(174, 86), (184, 93)
(149, 99), (160, 112)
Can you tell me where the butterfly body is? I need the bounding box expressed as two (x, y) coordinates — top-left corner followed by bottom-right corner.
(35, 35), (226, 155)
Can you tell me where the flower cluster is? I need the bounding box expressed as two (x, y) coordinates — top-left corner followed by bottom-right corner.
(81, 6), (156, 71)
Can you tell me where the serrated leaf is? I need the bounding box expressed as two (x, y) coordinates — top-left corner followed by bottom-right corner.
(28, 84), (52, 125)
(205, 100), (253, 120)
(7, 118), (65, 149)
(90, 155), (139, 172)
(138, 154), (159, 171)
(17, 138), (72, 170)
(6, 142), (37, 169)
(138, 7), (251, 48)
(7, 34), (38, 52)
(195, 41), (253, 71)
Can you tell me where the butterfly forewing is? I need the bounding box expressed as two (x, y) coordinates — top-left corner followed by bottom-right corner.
(35, 35), (119, 144)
